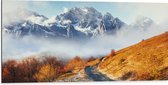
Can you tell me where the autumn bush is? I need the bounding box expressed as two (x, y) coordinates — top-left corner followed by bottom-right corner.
(34, 56), (65, 82)
(34, 64), (58, 82)
(65, 56), (86, 72)
(2, 56), (66, 82)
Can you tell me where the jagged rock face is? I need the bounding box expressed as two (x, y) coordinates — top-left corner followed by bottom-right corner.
(102, 12), (125, 34)
(58, 7), (102, 27)
(98, 32), (168, 80)
(3, 7), (126, 40)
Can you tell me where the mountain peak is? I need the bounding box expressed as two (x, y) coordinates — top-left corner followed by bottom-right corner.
(103, 12), (114, 20)
(135, 16), (153, 24)
(83, 7), (98, 12)
(131, 16), (154, 29)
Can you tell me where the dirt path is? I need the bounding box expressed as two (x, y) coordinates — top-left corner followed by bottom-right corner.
(85, 65), (113, 81)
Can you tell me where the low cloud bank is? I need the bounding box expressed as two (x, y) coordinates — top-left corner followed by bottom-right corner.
(2, 23), (168, 61)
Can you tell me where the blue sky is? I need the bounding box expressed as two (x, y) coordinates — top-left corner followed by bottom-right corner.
(25, 1), (138, 24)
(4, 0), (168, 24)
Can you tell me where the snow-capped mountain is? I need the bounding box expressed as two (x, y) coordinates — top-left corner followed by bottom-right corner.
(102, 12), (125, 34)
(3, 7), (154, 40)
(130, 16), (155, 31)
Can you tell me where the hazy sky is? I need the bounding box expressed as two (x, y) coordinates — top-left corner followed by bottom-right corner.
(3, 0), (168, 24)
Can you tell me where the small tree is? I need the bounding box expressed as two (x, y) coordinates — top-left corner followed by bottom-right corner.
(34, 64), (57, 82)
(65, 56), (85, 72)
(111, 49), (116, 56)
(42, 56), (64, 68)
(17, 57), (39, 82)
(2, 60), (18, 82)
(87, 56), (96, 62)
(34, 56), (65, 82)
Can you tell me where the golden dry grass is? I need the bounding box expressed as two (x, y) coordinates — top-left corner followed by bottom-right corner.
(86, 58), (100, 67)
(98, 32), (168, 80)
(56, 73), (77, 80)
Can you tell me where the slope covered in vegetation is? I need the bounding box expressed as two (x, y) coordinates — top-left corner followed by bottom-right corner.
(98, 32), (168, 80)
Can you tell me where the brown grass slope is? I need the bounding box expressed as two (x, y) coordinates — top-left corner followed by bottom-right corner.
(98, 32), (168, 80)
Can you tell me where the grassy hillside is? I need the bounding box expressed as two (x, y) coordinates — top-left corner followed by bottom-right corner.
(98, 32), (168, 80)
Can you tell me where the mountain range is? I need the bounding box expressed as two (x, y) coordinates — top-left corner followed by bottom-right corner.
(3, 7), (154, 40)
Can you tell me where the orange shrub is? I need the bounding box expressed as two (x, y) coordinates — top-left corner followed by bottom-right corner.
(2, 56), (65, 82)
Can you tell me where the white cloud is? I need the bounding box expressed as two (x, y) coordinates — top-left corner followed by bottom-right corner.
(2, 0), (50, 25)
(2, 0), (29, 25)
(26, 15), (46, 25)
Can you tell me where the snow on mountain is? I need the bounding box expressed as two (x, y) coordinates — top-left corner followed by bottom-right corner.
(56, 7), (102, 28)
(3, 7), (155, 40)
(102, 12), (125, 34)
(26, 15), (47, 26)
(53, 7), (126, 38)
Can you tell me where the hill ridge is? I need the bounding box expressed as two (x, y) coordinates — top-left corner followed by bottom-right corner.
(98, 32), (168, 80)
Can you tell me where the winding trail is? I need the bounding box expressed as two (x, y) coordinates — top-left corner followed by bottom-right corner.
(84, 65), (113, 81)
